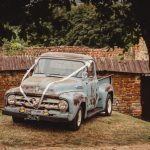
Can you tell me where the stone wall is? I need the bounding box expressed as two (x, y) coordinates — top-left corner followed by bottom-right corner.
(112, 74), (141, 117)
(0, 71), (24, 108)
(132, 38), (149, 61)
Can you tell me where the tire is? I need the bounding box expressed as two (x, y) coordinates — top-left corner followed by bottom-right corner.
(70, 106), (83, 131)
(105, 94), (112, 116)
(12, 116), (24, 123)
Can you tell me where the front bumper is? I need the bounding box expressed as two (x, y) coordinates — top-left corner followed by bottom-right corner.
(2, 106), (73, 122)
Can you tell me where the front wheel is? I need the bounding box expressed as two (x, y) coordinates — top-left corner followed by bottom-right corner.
(105, 94), (112, 116)
(69, 106), (83, 131)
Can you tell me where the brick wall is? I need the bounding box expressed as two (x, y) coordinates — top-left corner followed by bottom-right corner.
(19, 39), (149, 61)
(0, 71), (24, 108)
(21, 46), (124, 59)
(112, 74), (141, 117)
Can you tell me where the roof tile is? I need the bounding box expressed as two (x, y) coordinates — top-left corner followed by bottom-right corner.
(0, 55), (150, 74)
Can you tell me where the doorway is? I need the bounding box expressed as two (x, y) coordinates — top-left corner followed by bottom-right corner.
(141, 76), (150, 121)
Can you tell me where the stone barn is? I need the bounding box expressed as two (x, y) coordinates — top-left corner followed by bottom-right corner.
(0, 55), (150, 119)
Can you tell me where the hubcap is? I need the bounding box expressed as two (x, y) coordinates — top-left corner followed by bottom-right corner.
(107, 99), (112, 114)
(77, 109), (82, 127)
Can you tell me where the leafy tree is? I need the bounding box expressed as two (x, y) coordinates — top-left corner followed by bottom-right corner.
(0, 0), (143, 53)
(82, 0), (150, 63)
(66, 5), (102, 47)
(0, 0), (73, 45)
(79, 0), (141, 50)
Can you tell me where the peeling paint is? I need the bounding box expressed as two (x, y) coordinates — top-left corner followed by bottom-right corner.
(74, 94), (85, 105)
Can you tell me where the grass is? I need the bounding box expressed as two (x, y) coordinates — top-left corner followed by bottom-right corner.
(0, 111), (150, 149)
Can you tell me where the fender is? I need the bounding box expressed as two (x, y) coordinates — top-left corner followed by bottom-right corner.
(98, 83), (114, 109)
(59, 92), (87, 121)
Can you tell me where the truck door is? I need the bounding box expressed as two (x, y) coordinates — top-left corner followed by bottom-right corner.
(86, 61), (98, 110)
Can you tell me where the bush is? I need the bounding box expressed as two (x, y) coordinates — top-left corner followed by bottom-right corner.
(2, 38), (27, 52)
(2, 26), (28, 53)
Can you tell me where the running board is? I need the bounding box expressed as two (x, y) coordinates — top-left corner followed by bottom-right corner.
(87, 108), (103, 118)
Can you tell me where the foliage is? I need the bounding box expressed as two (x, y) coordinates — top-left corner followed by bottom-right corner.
(66, 5), (102, 47)
(0, 0), (73, 46)
(0, 0), (142, 51)
(25, 7), (70, 46)
(79, 0), (142, 50)
(2, 26), (28, 53)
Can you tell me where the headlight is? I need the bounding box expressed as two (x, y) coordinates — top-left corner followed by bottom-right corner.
(58, 100), (68, 112)
(7, 95), (16, 105)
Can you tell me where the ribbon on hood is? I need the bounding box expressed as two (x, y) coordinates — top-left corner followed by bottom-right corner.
(19, 58), (92, 107)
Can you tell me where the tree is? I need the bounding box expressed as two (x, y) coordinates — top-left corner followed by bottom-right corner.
(80, 0), (141, 50)
(82, 0), (150, 64)
(0, 0), (73, 45)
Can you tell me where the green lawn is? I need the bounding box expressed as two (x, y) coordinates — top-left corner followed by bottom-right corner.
(0, 111), (150, 148)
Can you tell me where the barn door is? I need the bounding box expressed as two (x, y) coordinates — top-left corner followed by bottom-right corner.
(141, 76), (150, 121)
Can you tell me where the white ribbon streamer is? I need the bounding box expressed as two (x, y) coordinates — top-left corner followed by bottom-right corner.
(19, 58), (92, 107)
(19, 58), (39, 104)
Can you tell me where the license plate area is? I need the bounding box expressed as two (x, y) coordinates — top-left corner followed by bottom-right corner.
(26, 114), (39, 121)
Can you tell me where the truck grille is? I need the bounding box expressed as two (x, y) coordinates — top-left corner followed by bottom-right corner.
(15, 95), (60, 110)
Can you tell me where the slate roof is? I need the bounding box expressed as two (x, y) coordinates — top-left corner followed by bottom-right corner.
(94, 57), (150, 74)
(0, 55), (150, 74)
(0, 56), (34, 71)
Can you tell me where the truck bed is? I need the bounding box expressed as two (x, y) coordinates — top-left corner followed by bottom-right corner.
(97, 75), (112, 85)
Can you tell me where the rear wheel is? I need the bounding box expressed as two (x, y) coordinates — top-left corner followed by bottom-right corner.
(70, 106), (83, 131)
(12, 116), (24, 123)
(105, 94), (112, 116)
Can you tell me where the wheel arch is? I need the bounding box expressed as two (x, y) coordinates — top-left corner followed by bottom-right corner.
(108, 91), (113, 103)
(80, 102), (86, 119)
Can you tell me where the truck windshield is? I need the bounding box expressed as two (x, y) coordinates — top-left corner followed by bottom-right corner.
(34, 58), (84, 77)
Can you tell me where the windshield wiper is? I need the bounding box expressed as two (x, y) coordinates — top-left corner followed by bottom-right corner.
(34, 73), (45, 74)
(46, 73), (62, 77)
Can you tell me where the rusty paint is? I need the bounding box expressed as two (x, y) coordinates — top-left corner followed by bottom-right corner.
(74, 95), (85, 105)
(105, 86), (112, 92)
(93, 98), (96, 106)
(96, 93), (98, 100)
(90, 98), (96, 106)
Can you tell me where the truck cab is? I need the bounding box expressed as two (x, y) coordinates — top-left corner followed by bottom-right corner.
(2, 52), (114, 130)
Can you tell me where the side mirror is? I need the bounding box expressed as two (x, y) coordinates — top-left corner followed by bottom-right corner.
(82, 71), (88, 80)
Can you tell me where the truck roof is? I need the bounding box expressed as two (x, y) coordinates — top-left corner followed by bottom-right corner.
(40, 52), (93, 60)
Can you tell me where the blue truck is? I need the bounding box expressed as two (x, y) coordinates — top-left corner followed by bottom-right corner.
(2, 52), (114, 130)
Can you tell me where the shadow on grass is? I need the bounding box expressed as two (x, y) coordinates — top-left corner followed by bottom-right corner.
(17, 112), (106, 132)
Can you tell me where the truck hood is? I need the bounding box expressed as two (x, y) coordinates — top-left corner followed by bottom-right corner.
(21, 76), (83, 96)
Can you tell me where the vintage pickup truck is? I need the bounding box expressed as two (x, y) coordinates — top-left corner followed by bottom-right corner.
(2, 52), (114, 130)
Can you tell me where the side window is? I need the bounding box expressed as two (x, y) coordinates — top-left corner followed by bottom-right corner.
(87, 62), (94, 78)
